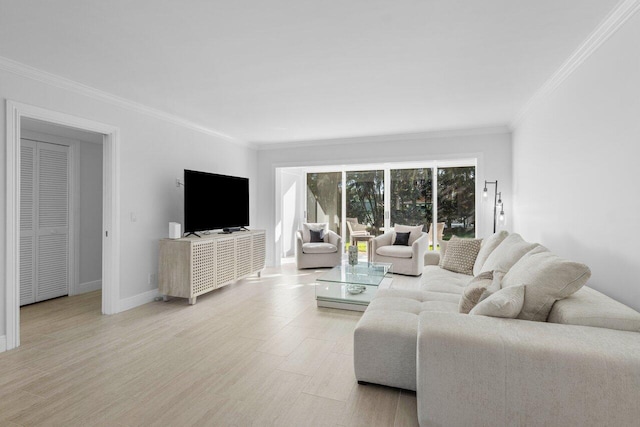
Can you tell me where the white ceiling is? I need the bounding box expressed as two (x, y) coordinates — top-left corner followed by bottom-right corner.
(0, 0), (620, 145)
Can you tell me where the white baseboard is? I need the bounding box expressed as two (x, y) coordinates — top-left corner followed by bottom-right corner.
(77, 279), (102, 294)
(118, 288), (160, 313)
(0, 335), (6, 353)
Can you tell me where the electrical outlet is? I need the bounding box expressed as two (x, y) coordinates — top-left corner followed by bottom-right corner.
(148, 273), (157, 285)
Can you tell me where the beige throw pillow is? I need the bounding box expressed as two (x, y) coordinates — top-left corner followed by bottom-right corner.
(458, 271), (494, 314)
(502, 246), (591, 321)
(473, 230), (509, 276)
(393, 224), (424, 245)
(439, 236), (482, 276)
(302, 223), (328, 243)
(481, 233), (539, 274)
(477, 270), (505, 303)
(469, 285), (525, 318)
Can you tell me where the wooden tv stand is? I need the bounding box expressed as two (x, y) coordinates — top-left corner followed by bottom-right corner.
(159, 229), (266, 304)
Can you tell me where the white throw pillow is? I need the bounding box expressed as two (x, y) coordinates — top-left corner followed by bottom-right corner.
(480, 233), (539, 274)
(469, 285), (525, 318)
(502, 246), (591, 321)
(473, 230), (509, 276)
(301, 223), (328, 243)
(393, 224), (424, 245)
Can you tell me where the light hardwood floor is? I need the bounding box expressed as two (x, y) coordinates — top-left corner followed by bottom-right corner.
(1, 262), (420, 426)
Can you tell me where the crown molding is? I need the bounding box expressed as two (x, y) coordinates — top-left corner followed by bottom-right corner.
(255, 124), (511, 151)
(512, 0), (640, 129)
(0, 56), (255, 149)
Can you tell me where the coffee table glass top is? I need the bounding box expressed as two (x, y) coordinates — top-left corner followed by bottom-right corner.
(317, 262), (392, 287)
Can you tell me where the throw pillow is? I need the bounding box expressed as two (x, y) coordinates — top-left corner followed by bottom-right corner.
(302, 222), (328, 243)
(469, 285), (525, 318)
(393, 224), (423, 245)
(477, 270), (505, 303)
(473, 230), (509, 276)
(393, 232), (410, 246)
(309, 229), (325, 243)
(458, 271), (494, 314)
(502, 246), (591, 321)
(439, 236), (482, 276)
(481, 233), (539, 274)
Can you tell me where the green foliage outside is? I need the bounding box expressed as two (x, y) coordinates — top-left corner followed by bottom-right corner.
(306, 166), (475, 243)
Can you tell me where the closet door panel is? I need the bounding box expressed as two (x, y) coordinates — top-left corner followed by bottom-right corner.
(20, 141), (36, 306)
(36, 143), (70, 302)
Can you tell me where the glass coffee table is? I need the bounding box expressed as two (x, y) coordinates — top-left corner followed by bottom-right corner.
(315, 262), (393, 311)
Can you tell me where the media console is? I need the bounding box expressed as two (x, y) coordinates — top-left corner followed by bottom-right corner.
(159, 229), (266, 304)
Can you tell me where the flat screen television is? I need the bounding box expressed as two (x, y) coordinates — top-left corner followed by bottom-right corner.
(184, 169), (249, 234)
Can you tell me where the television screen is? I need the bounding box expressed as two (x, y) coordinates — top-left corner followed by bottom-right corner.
(184, 169), (249, 233)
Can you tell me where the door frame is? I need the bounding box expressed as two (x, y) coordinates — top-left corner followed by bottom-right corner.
(5, 100), (121, 350)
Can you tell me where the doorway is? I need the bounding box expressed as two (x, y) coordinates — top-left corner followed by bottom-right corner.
(20, 119), (103, 309)
(5, 100), (121, 351)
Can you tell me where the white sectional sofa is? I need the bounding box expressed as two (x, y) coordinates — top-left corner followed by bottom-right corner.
(353, 232), (640, 426)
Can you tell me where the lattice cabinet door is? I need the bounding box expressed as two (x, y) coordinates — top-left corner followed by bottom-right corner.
(252, 232), (266, 272)
(191, 240), (216, 296)
(236, 234), (253, 278)
(215, 237), (237, 287)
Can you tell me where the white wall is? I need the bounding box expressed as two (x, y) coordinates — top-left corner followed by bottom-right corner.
(258, 129), (513, 266)
(78, 142), (103, 288)
(512, 12), (640, 310)
(0, 68), (258, 339)
(280, 168), (304, 258)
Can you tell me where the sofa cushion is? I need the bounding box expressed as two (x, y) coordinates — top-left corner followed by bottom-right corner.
(353, 287), (461, 391)
(377, 245), (413, 258)
(420, 265), (470, 295)
(354, 309), (419, 391)
(548, 286), (640, 332)
(480, 233), (539, 274)
(458, 271), (494, 314)
(469, 285), (525, 318)
(502, 246), (591, 321)
(473, 230), (509, 276)
(301, 242), (337, 254)
(420, 300), (459, 313)
(439, 236), (481, 275)
(378, 288), (461, 304)
(302, 222), (328, 243)
(393, 224), (424, 245)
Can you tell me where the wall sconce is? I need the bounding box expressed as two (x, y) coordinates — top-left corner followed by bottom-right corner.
(483, 180), (506, 233)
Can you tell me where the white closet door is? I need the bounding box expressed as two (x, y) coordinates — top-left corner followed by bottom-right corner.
(20, 140), (70, 305)
(20, 141), (37, 305)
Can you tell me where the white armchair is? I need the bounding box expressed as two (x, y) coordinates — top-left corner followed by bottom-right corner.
(296, 229), (342, 269)
(372, 231), (428, 276)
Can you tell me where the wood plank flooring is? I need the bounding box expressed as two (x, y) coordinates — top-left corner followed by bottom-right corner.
(1, 262), (420, 426)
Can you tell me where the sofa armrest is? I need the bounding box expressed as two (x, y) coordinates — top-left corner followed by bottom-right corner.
(372, 232), (393, 253)
(417, 312), (640, 427)
(412, 232), (428, 261)
(326, 230), (341, 248)
(295, 230), (304, 254)
(423, 251), (440, 266)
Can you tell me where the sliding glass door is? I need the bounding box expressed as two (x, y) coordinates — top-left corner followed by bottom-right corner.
(345, 170), (385, 238)
(437, 166), (475, 239)
(306, 172), (342, 235)
(390, 168), (432, 234)
(304, 162), (475, 255)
